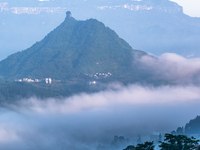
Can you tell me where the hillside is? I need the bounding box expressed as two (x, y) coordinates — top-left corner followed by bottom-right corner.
(0, 12), (148, 82)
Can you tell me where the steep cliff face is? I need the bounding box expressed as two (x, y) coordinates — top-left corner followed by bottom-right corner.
(0, 0), (183, 15)
(96, 0), (183, 13)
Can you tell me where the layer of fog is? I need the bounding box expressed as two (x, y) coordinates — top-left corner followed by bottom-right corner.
(1, 83), (200, 149)
(1, 53), (200, 149)
(137, 53), (200, 84)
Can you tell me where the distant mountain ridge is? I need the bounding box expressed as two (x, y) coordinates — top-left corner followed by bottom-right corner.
(1, 0), (200, 61)
(0, 0), (182, 15)
(0, 12), (147, 81)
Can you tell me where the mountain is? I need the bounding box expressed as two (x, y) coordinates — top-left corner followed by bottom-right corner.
(185, 116), (200, 134)
(173, 115), (200, 135)
(0, 12), (148, 82)
(1, 0), (200, 60)
(89, 0), (200, 57)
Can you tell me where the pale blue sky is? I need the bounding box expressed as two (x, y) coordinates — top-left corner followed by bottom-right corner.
(170, 0), (200, 17)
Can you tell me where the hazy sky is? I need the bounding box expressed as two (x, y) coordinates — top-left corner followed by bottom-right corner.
(170, 0), (200, 17)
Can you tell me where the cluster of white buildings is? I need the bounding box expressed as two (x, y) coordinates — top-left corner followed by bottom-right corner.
(14, 72), (112, 85)
(85, 72), (112, 79)
(45, 78), (52, 84)
(93, 72), (112, 79)
(15, 78), (52, 84)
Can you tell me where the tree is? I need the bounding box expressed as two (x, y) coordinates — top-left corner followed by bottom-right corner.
(123, 134), (199, 150)
(123, 145), (135, 150)
(136, 141), (154, 150)
(159, 134), (199, 150)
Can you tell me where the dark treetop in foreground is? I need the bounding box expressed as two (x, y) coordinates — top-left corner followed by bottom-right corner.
(123, 134), (199, 150)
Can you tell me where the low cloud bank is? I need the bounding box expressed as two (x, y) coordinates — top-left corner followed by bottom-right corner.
(12, 84), (200, 114)
(0, 84), (200, 149)
(1, 53), (200, 149)
(138, 53), (200, 84)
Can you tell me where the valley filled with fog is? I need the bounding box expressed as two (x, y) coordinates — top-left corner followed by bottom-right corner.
(1, 53), (200, 149)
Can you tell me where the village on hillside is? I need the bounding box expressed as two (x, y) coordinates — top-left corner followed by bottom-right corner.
(15, 78), (52, 84)
(14, 72), (112, 85)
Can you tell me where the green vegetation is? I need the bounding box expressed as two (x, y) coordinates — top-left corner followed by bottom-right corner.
(136, 141), (154, 150)
(159, 134), (199, 150)
(0, 80), (95, 104)
(123, 134), (199, 150)
(0, 16), (148, 82)
(0, 14), (169, 101)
